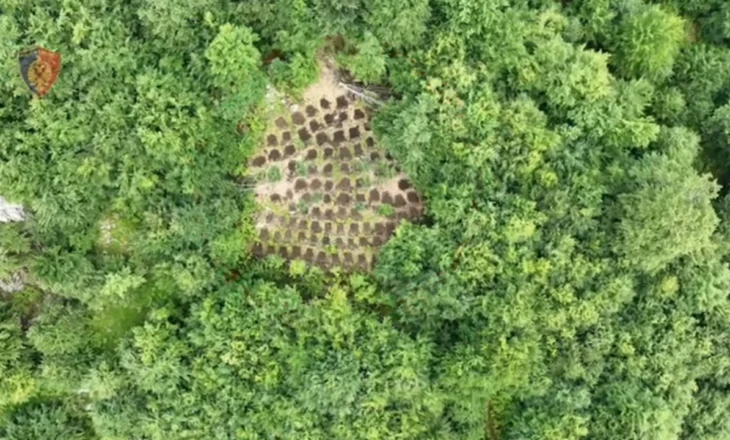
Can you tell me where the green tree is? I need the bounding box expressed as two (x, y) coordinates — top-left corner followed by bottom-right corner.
(365, 0), (430, 50)
(337, 32), (387, 84)
(610, 4), (686, 80)
(616, 150), (719, 274)
(206, 23), (267, 108)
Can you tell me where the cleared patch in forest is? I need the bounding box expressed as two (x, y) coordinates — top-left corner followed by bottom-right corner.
(248, 67), (423, 271)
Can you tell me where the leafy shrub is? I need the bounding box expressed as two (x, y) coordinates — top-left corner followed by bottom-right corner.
(337, 32), (387, 84)
(268, 52), (320, 95)
(0, 400), (93, 440)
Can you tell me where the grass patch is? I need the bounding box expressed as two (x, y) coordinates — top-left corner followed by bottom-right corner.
(296, 161), (309, 177)
(378, 204), (395, 217)
(267, 166), (283, 182)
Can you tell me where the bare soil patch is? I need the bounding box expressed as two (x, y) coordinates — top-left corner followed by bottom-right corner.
(248, 62), (424, 271)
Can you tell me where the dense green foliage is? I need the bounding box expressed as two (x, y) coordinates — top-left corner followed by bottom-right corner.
(3, 0), (730, 438)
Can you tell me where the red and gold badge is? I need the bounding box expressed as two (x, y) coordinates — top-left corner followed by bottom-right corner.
(19, 47), (62, 98)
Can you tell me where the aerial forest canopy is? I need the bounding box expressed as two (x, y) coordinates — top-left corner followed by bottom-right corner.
(3, 0), (730, 438)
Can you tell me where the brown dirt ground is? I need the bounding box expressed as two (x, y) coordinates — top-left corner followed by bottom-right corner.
(248, 62), (424, 271)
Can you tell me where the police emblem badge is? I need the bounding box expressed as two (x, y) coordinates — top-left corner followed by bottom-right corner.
(19, 47), (62, 98)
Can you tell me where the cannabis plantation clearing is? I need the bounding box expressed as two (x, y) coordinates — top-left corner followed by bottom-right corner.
(249, 68), (423, 270)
